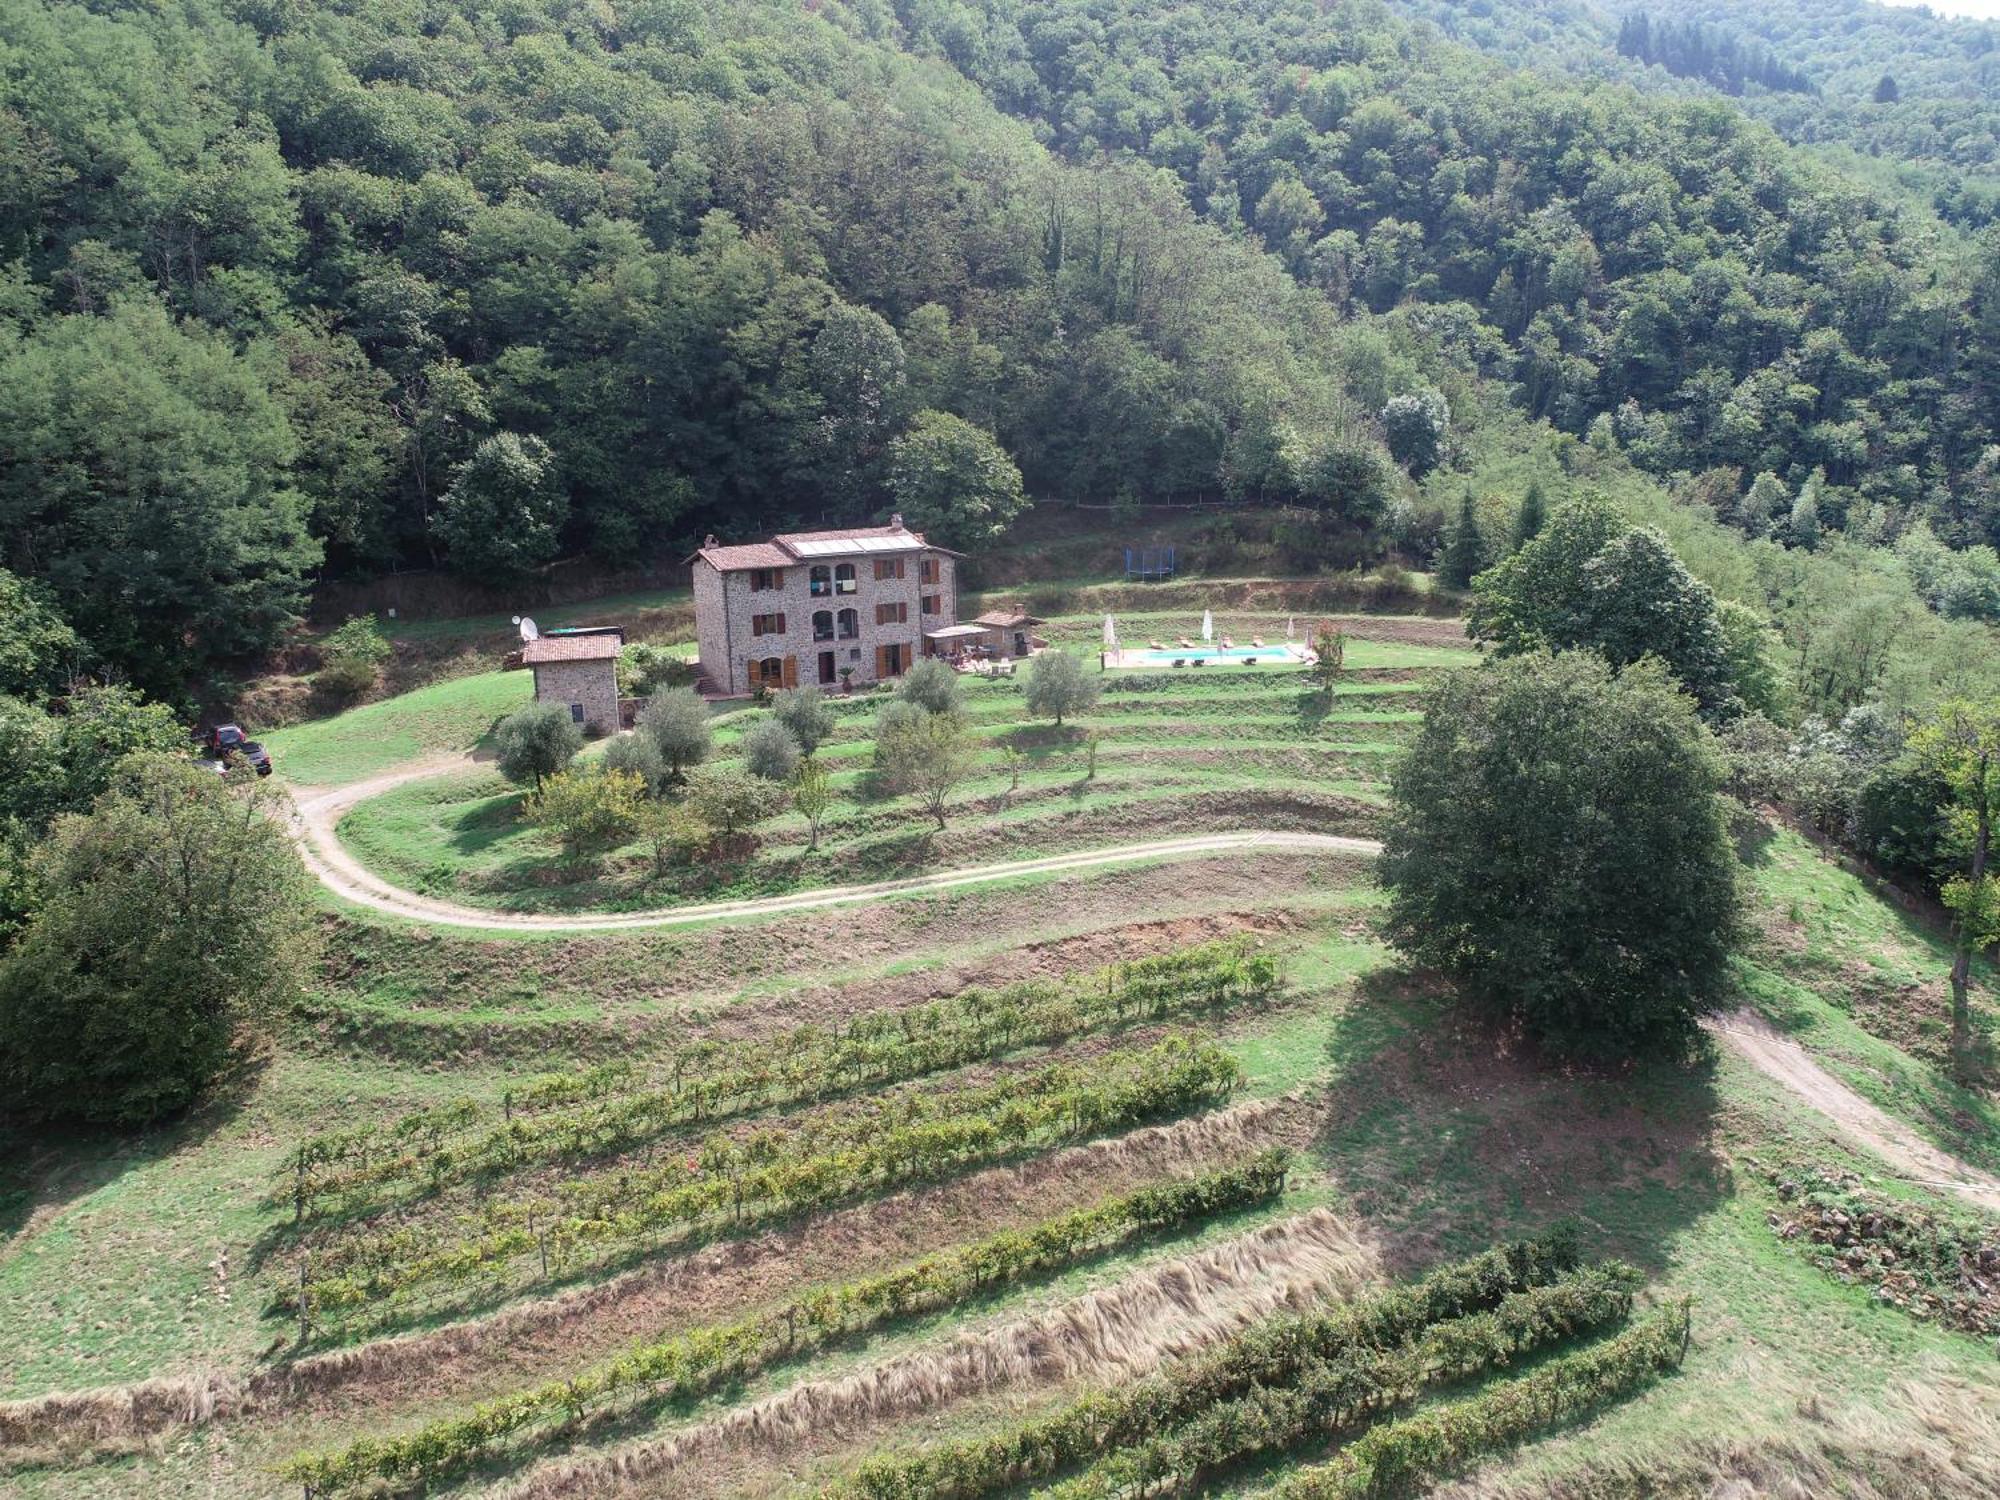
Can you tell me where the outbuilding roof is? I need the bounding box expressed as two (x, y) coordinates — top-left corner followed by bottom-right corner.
(522, 631), (624, 664)
(972, 610), (1042, 629)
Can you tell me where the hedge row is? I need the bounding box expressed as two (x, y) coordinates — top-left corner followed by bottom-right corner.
(834, 1227), (1585, 1500)
(290, 939), (1278, 1216)
(282, 1152), (1289, 1496)
(1277, 1298), (1693, 1498)
(300, 1036), (1243, 1324)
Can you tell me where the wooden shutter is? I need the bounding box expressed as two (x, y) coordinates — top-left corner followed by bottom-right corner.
(775, 612), (786, 634)
(782, 655), (797, 688)
(876, 644), (890, 680)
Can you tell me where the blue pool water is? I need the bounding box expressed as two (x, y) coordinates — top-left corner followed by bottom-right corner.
(1132, 645), (1304, 664)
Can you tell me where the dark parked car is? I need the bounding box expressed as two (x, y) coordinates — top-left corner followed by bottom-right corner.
(200, 723), (273, 777)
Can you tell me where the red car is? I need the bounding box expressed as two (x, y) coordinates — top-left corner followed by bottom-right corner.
(200, 723), (273, 777)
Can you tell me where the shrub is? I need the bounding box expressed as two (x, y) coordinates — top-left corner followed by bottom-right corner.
(639, 801), (710, 875)
(770, 684), (836, 755)
(602, 732), (669, 794)
(897, 656), (961, 716)
(1025, 650), (1101, 726)
(640, 686), (711, 780)
(618, 643), (697, 697)
(315, 614), (392, 699)
(741, 717), (802, 781)
(526, 769), (645, 861)
(684, 762), (783, 839)
(494, 702), (582, 792)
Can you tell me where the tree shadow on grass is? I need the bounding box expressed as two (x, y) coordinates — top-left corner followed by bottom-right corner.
(1306, 968), (1727, 1281)
(0, 1050), (264, 1249)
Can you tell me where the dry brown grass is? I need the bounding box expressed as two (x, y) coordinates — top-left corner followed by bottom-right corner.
(1441, 1377), (2000, 1500)
(506, 1206), (1377, 1500)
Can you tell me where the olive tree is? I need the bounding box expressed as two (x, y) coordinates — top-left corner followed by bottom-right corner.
(741, 716), (802, 781)
(1380, 651), (1740, 1060)
(878, 706), (974, 829)
(770, 684), (837, 755)
(897, 656), (961, 716)
(1024, 650), (1100, 726)
(684, 762), (784, 841)
(494, 701), (582, 792)
(641, 686), (712, 780)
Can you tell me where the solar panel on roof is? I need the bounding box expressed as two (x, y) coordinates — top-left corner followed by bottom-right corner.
(787, 535), (921, 556)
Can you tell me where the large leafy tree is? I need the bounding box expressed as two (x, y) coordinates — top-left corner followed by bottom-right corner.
(433, 432), (568, 585)
(0, 755), (317, 1124)
(886, 410), (1028, 548)
(0, 568), (82, 701)
(1470, 497), (1740, 716)
(1907, 701), (2000, 1078)
(0, 301), (317, 694)
(1380, 652), (1740, 1059)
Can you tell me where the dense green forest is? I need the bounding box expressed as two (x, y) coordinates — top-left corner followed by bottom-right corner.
(0, 0), (1997, 717)
(1405, 0), (2000, 209)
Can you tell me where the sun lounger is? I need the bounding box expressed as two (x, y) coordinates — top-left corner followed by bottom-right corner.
(1172, 658), (1186, 668)
(1251, 637), (1265, 648)
(1191, 657), (1205, 667)
(1220, 638), (1234, 649)
(1177, 637), (1193, 648)
(1245, 657), (1259, 665)
(1150, 639), (1165, 650)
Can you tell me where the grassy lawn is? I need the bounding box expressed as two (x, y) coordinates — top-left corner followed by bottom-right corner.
(261, 670), (531, 786)
(329, 639), (1444, 914)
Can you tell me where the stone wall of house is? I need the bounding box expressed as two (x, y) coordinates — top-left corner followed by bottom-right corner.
(694, 552), (957, 695)
(533, 658), (622, 735)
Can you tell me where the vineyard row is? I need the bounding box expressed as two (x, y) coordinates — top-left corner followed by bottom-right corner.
(835, 1227), (1587, 1500)
(1035, 1265), (1639, 1499)
(1276, 1299), (1693, 1497)
(283, 1152), (1289, 1497)
(299, 1036), (1243, 1326)
(288, 939), (1279, 1215)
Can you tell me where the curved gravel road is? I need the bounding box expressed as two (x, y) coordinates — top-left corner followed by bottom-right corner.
(288, 759), (2000, 1204)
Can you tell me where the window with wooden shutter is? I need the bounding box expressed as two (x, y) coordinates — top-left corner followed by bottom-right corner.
(875, 601), (907, 625)
(921, 594), (940, 615)
(752, 612), (787, 637)
(873, 558), (905, 581)
(920, 558), (939, 584)
(781, 655), (798, 688)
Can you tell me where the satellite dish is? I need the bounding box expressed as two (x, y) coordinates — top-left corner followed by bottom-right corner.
(519, 617), (540, 641)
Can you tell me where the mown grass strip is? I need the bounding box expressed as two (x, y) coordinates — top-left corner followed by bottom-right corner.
(830, 1227), (1584, 1500)
(299, 1036), (1243, 1329)
(1275, 1299), (1693, 1498)
(288, 939), (1279, 1217)
(281, 1152), (1291, 1496)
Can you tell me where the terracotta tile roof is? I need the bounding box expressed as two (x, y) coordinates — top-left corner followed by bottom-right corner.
(693, 541), (794, 571)
(973, 610), (1041, 628)
(522, 632), (623, 664)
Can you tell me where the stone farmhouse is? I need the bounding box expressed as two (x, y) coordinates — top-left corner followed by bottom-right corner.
(690, 517), (964, 696)
(523, 626), (624, 734)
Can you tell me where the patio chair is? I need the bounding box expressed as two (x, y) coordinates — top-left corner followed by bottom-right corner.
(1172, 658), (1186, 668)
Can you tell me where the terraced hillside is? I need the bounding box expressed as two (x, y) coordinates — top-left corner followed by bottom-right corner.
(6, 608), (2000, 1500)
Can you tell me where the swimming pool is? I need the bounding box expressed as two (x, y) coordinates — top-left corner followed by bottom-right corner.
(1129, 644), (1307, 665)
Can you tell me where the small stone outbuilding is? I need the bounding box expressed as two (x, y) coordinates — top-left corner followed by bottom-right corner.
(523, 628), (623, 734)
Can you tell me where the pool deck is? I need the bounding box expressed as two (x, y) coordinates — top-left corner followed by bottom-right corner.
(1103, 642), (1314, 669)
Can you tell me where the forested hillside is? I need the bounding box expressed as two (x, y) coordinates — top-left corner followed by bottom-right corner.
(900, 0), (2000, 534)
(2, 0), (1999, 708)
(0, 0), (1396, 691)
(1403, 0), (2000, 211)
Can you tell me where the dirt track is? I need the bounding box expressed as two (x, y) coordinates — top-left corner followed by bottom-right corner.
(286, 759), (1380, 933)
(291, 764), (2000, 1214)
